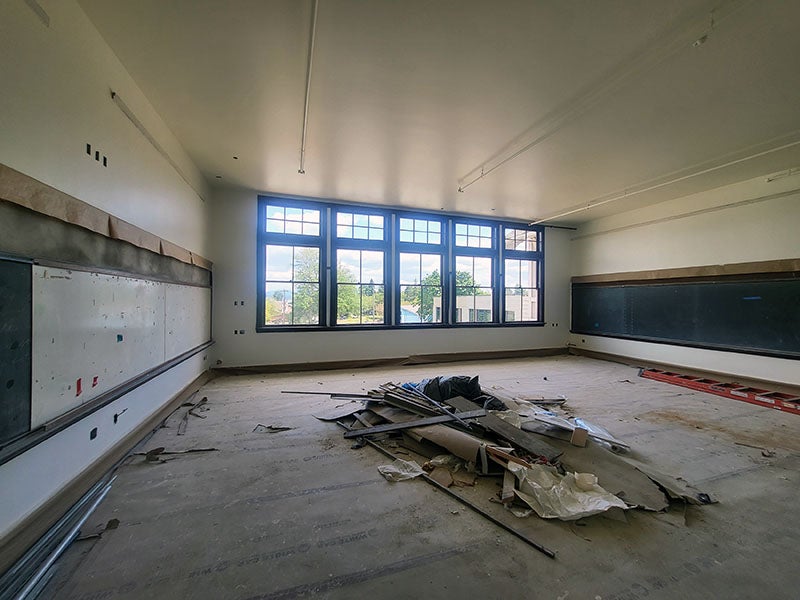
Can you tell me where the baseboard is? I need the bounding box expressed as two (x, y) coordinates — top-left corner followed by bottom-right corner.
(0, 369), (216, 575)
(213, 347), (569, 375)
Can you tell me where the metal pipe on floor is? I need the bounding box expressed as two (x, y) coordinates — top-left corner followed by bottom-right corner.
(12, 478), (115, 600)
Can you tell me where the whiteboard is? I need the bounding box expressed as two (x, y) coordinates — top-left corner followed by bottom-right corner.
(164, 283), (211, 361)
(31, 266), (209, 428)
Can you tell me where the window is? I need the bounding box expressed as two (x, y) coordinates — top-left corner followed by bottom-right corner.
(396, 215), (445, 325)
(264, 245), (320, 325)
(334, 208), (388, 326)
(454, 255), (493, 323)
(399, 253), (442, 323)
(502, 225), (542, 323)
(256, 196), (544, 330)
(258, 200), (324, 328)
(336, 249), (385, 324)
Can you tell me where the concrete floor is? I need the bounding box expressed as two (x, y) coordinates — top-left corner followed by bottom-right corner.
(47, 355), (800, 599)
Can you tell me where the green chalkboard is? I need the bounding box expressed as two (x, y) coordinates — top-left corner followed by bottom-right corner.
(572, 276), (800, 358)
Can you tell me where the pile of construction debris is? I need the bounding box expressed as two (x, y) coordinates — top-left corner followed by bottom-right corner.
(299, 375), (716, 558)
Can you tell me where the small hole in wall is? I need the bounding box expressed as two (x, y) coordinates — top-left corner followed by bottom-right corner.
(95, 151), (100, 161)
(90, 427), (98, 440)
(103, 156), (108, 167)
(86, 143), (91, 155)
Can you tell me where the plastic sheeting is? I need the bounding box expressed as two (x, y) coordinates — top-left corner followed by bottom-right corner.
(508, 462), (628, 520)
(377, 459), (426, 482)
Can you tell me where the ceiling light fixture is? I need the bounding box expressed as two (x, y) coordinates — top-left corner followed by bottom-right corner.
(298, 0), (319, 175)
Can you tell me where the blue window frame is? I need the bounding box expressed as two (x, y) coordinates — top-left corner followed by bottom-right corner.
(333, 207), (389, 326)
(258, 198), (326, 328)
(396, 214), (446, 325)
(501, 226), (544, 323)
(256, 195), (545, 331)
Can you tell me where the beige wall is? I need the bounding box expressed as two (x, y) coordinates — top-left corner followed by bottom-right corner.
(209, 187), (571, 367)
(570, 172), (800, 385)
(0, 0), (209, 255)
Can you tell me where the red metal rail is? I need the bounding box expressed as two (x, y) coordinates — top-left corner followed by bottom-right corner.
(639, 368), (800, 416)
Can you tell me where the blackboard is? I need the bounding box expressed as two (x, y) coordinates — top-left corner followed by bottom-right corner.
(0, 259), (31, 445)
(572, 276), (800, 359)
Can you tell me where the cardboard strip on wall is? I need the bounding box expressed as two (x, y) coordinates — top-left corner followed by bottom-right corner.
(0, 163), (211, 270)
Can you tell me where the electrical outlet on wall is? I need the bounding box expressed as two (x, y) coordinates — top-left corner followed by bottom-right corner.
(85, 142), (109, 167)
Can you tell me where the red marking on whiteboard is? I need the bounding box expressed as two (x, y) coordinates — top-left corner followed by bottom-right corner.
(76, 378), (82, 396)
(92, 376), (99, 388)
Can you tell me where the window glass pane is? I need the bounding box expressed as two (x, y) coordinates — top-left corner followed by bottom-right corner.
(399, 253), (420, 284)
(338, 212), (353, 226)
(414, 231), (426, 243)
(265, 282), (292, 325)
(423, 287), (443, 323)
(505, 259), (521, 287)
(337, 225), (353, 238)
(473, 257), (492, 286)
(455, 288), (493, 323)
(399, 293), (423, 323)
(479, 237), (492, 248)
(420, 254), (439, 282)
(265, 245), (293, 281)
(468, 224), (479, 236)
(293, 247), (319, 281)
(400, 218), (413, 231)
(285, 207), (303, 221)
(361, 284), (384, 323)
(505, 288), (537, 322)
(429, 221), (441, 233)
(292, 283), (319, 324)
(353, 213), (369, 227)
(361, 250), (383, 282)
(285, 220), (302, 235)
(480, 226), (491, 239)
(414, 219), (426, 232)
(369, 215), (383, 228)
(266, 206), (284, 220)
(354, 226), (369, 239)
(369, 227), (383, 240)
(302, 222), (319, 236)
(455, 235), (467, 246)
(303, 209), (320, 223)
(266, 219), (284, 233)
(429, 233), (441, 245)
(400, 230), (413, 243)
(455, 223), (467, 235)
(337, 284), (359, 323)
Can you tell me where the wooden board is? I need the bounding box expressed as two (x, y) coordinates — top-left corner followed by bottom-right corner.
(343, 409), (486, 438)
(445, 396), (561, 461)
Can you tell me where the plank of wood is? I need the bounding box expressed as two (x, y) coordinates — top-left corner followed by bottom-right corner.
(446, 396), (562, 461)
(342, 409), (486, 438)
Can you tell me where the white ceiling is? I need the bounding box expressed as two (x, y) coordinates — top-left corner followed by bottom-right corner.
(78, 0), (800, 224)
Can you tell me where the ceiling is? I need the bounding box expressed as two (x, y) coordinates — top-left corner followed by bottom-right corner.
(78, 0), (800, 224)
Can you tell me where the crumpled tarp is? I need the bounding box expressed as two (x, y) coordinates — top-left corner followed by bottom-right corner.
(508, 462), (628, 520)
(377, 459), (426, 482)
